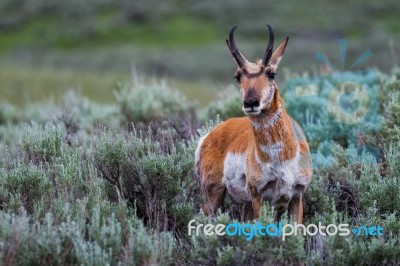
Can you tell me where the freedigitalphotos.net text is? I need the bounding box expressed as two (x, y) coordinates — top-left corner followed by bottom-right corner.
(188, 220), (384, 241)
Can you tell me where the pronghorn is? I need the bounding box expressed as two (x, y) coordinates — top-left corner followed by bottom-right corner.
(195, 25), (312, 223)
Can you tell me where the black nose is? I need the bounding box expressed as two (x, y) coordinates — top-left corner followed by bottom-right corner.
(243, 99), (260, 108)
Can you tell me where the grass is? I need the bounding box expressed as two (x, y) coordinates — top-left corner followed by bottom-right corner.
(0, 64), (123, 105)
(0, 0), (399, 88)
(0, 63), (217, 106)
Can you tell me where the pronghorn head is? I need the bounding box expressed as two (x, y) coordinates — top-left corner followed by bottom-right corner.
(226, 25), (289, 116)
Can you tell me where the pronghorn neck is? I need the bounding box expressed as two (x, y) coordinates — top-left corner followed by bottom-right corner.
(249, 91), (297, 163)
(249, 91), (283, 130)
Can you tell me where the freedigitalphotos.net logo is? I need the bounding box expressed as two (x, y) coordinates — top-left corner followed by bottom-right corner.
(188, 220), (384, 241)
(314, 39), (374, 125)
(287, 39), (381, 167)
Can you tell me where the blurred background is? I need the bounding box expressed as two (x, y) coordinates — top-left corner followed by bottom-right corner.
(0, 0), (399, 106)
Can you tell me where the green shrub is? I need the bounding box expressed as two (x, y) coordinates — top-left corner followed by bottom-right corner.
(114, 78), (194, 124)
(0, 164), (52, 213)
(381, 81), (400, 143)
(20, 123), (64, 165)
(204, 85), (243, 121)
(0, 102), (18, 125)
(94, 126), (202, 235)
(0, 70), (399, 265)
(187, 208), (306, 265)
(60, 90), (121, 130)
(284, 70), (381, 152)
(125, 222), (175, 265)
(0, 205), (174, 265)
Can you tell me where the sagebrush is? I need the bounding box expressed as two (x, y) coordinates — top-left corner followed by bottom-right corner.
(0, 71), (399, 265)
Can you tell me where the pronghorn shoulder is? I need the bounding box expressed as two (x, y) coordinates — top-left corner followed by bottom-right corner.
(206, 117), (252, 140)
(201, 117), (254, 153)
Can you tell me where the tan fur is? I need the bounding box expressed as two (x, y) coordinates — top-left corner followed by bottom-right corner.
(196, 28), (312, 222)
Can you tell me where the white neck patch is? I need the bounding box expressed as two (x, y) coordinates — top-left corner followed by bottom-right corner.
(250, 107), (283, 129)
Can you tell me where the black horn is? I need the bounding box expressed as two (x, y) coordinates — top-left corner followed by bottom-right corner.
(262, 24), (275, 66)
(226, 26), (247, 68)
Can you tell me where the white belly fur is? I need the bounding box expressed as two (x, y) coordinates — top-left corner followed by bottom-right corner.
(222, 152), (252, 203)
(255, 150), (302, 193)
(223, 150), (305, 202)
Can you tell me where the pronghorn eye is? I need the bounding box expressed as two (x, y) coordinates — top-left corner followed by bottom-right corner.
(266, 72), (276, 80)
(234, 73), (242, 83)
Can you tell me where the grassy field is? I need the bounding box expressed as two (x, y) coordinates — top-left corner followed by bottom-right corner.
(0, 64), (217, 106)
(0, 0), (399, 105)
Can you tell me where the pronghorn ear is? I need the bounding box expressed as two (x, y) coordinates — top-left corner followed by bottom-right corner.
(269, 37), (289, 68)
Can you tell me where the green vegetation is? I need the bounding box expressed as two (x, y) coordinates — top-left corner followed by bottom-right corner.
(0, 1), (399, 264)
(0, 0), (399, 105)
(0, 68), (399, 264)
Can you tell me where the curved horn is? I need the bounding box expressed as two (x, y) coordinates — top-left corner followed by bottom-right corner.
(226, 26), (247, 68)
(262, 24), (275, 66)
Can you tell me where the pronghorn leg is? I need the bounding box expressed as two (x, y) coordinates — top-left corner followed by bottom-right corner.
(242, 202), (254, 221)
(252, 196), (262, 219)
(201, 183), (226, 216)
(288, 193), (304, 224)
